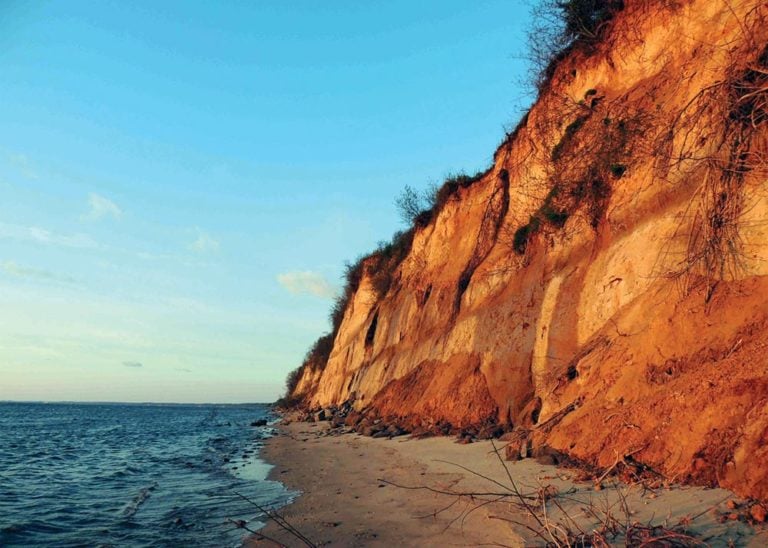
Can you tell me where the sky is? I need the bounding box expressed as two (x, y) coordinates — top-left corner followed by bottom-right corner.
(0, 1), (534, 403)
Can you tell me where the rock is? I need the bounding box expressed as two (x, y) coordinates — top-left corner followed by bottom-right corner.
(250, 419), (268, 427)
(532, 445), (566, 466)
(385, 424), (405, 436)
(344, 411), (363, 427)
(361, 425), (382, 437)
(313, 409), (327, 422)
(499, 431), (521, 442)
(410, 426), (432, 439)
(390, 426), (407, 437)
(519, 437), (532, 459)
(372, 430), (389, 439)
(505, 442), (522, 461)
(750, 504), (767, 523)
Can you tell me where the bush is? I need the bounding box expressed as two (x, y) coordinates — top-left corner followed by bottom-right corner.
(304, 333), (334, 370)
(527, 0), (625, 91)
(292, 170), (485, 395)
(368, 229), (414, 299)
(395, 171), (485, 228)
(558, 0), (623, 41)
(432, 171), (485, 213)
(394, 185), (432, 225)
(513, 220), (539, 255)
(284, 366), (302, 396)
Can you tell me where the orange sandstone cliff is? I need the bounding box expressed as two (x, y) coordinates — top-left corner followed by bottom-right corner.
(290, 0), (768, 500)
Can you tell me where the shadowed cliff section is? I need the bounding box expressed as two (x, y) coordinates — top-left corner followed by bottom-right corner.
(284, 0), (768, 501)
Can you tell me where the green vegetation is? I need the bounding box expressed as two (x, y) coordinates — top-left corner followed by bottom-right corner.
(281, 170), (487, 402)
(551, 115), (588, 161)
(394, 171), (485, 227)
(610, 163), (627, 177)
(513, 102), (646, 256)
(527, 0), (625, 91)
(279, 0), (643, 401)
(558, 0), (624, 42)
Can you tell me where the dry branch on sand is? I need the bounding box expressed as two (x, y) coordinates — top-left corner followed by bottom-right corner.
(229, 491), (317, 548)
(380, 440), (720, 547)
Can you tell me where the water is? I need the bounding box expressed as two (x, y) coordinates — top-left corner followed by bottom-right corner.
(0, 402), (294, 547)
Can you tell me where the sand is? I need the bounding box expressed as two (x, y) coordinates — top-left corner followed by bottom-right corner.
(249, 421), (766, 547)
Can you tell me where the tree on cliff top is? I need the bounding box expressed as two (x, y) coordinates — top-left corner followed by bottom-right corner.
(394, 185), (434, 225)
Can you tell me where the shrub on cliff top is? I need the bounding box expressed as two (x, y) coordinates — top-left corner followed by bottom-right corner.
(288, 170), (484, 397)
(558, 0), (624, 41)
(304, 333), (334, 370)
(527, 0), (625, 91)
(395, 185), (431, 225)
(284, 366), (302, 397)
(395, 171), (485, 229)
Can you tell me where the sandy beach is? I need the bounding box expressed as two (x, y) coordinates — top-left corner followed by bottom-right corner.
(250, 421), (766, 547)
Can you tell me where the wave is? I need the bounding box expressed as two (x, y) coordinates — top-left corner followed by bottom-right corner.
(120, 483), (156, 519)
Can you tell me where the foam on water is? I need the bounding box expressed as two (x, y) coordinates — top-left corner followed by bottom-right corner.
(0, 402), (293, 547)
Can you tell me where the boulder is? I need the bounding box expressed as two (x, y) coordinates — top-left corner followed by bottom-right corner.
(344, 411), (363, 427)
(532, 445), (567, 466)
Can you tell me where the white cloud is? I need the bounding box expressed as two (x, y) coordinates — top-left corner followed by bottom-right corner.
(277, 270), (337, 299)
(83, 193), (122, 221)
(123, 361), (143, 368)
(0, 222), (97, 248)
(189, 229), (219, 253)
(0, 260), (75, 284)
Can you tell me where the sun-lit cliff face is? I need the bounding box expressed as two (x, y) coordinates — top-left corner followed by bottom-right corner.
(291, 0), (768, 499)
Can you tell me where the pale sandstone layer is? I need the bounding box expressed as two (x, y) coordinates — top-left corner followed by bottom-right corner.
(292, 0), (768, 499)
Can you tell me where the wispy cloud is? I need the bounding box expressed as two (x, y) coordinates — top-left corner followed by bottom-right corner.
(8, 153), (38, 179)
(175, 367), (192, 373)
(189, 229), (219, 253)
(123, 361), (143, 368)
(0, 260), (75, 284)
(277, 270), (337, 299)
(83, 193), (122, 221)
(0, 222), (97, 249)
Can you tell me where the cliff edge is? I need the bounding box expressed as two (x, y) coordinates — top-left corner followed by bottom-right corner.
(289, 0), (768, 501)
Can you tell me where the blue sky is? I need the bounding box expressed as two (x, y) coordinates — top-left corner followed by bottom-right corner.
(0, 1), (533, 403)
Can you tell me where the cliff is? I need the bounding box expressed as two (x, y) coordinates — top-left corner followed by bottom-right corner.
(290, 0), (768, 500)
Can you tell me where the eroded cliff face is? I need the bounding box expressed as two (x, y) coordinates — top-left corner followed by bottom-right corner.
(292, 0), (768, 499)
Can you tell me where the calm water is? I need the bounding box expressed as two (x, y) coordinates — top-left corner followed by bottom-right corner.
(0, 402), (294, 547)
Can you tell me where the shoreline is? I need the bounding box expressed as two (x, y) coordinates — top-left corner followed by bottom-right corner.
(250, 420), (766, 547)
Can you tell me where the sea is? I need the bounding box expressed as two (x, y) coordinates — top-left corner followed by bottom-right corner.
(0, 402), (294, 547)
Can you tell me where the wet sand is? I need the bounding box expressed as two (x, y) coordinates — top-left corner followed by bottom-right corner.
(250, 421), (765, 547)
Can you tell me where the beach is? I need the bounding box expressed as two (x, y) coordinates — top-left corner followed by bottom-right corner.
(252, 420), (766, 547)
